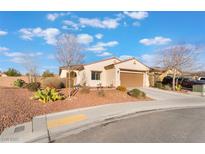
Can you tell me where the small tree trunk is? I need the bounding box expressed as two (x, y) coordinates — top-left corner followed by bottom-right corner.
(68, 69), (71, 99)
(66, 69), (69, 97)
(172, 69), (176, 91)
(66, 68), (71, 100)
(29, 73), (32, 83)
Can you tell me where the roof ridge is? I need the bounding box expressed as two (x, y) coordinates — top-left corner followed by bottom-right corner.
(84, 57), (120, 66)
(114, 57), (135, 65)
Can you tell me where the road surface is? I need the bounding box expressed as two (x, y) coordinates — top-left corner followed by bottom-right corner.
(55, 107), (205, 143)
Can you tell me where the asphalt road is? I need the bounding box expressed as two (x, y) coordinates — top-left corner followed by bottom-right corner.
(55, 107), (205, 143)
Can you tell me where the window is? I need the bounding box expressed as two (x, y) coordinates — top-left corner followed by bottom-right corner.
(91, 71), (101, 80)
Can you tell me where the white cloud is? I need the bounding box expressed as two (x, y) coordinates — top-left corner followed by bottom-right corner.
(97, 52), (112, 57)
(140, 54), (159, 67)
(0, 30), (8, 36)
(19, 27), (60, 45)
(95, 33), (103, 39)
(97, 41), (118, 47)
(47, 12), (70, 21)
(62, 20), (80, 30)
(132, 21), (141, 27)
(124, 11), (149, 20)
(115, 13), (125, 21)
(0, 50), (43, 64)
(139, 36), (172, 46)
(0, 46), (9, 51)
(119, 55), (133, 60)
(47, 54), (55, 60)
(87, 46), (106, 53)
(79, 18), (119, 29)
(87, 41), (119, 52)
(77, 34), (93, 45)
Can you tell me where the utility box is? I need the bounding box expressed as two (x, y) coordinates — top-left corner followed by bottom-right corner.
(193, 84), (205, 96)
(202, 84), (205, 97)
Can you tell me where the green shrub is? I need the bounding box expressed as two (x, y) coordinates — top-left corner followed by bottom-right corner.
(164, 84), (172, 90)
(31, 87), (64, 103)
(41, 77), (65, 89)
(175, 84), (182, 91)
(80, 86), (90, 94)
(154, 81), (164, 89)
(14, 79), (26, 88)
(116, 86), (127, 92)
(25, 82), (41, 91)
(127, 88), (146, 98)
(42, 70), (55, 77)
(4, 68), (21, 76)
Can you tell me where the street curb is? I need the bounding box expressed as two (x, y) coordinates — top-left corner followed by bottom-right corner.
(48, 104), (205, 142)
(1, 101), (205, 143)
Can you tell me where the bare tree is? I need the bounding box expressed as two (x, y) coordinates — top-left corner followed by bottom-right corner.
(56, 33), (84, 98)
(158, 44), (201, 90)
(22, 56), (39, 83)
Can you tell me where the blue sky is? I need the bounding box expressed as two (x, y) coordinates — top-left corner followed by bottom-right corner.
(0, 11), (205, 74)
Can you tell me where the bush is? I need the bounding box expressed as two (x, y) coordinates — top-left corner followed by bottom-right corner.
(127, 88), (146, 98)
(116, 86), (127, 92)
(42, 70), (55, 77)
(164, 84), (172, 90)
(154, 81), (164, 89)
(14, 79), (26, 88)
(4, 68), (21, 76)
(41, 77), (65, 89)
(25, 82), (41, 91)
(31, 87), (64, 103)
(175, 84), (182, 91)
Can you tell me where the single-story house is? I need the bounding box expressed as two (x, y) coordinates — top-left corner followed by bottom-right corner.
(0, 72), (7, 77)
(149, 67), (182, 86)
(59, 57), (150, 88)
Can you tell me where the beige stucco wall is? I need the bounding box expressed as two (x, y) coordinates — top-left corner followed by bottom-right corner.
(84, 58), (120, 87)
(59, 58), (150, 87)
(116, 59), (149, 71)
(106, 68), (116, 87)
(60, 69), (67, 78)
(59, 58), (120, 87)
(0, 76), (42, 87)
(115, 59), (150, 87)
(158, 69), (182, 81)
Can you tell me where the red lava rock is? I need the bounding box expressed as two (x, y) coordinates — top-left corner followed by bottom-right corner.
(0, 87), (150, 134)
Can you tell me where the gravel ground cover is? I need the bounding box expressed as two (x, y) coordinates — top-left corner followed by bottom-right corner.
(0, 87), (150, 134)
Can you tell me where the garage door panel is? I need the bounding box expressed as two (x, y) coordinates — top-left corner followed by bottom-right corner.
(120, 72), (143, 87)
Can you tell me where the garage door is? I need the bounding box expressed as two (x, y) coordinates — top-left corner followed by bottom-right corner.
(120, 72), (144, 87)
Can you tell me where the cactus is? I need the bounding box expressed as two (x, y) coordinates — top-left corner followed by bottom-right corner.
(31, 87), (64, 103)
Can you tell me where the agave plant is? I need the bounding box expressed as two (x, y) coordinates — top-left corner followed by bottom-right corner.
(31, 87), (64, 103)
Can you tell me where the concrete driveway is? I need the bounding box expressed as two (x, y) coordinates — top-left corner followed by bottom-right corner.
(139, 87), (201, 101)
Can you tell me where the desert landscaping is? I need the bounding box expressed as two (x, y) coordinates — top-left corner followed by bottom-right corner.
(0, 83), (150, 134)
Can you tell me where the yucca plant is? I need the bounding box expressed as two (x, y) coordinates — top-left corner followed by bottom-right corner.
(14, 79), (26, 88)
(31, 87), (64, 103)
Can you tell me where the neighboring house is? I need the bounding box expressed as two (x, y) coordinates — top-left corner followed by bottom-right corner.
(182, 71), (205, 80)
(0, 72), (7, 77)
(149, 67), (182, 86)
(59, 57), (150, 88)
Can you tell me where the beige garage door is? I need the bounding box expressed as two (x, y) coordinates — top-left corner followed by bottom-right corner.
(120, 72), (144, 87)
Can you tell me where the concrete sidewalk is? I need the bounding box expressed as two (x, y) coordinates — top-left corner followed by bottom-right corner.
(1, 93), (205, 142)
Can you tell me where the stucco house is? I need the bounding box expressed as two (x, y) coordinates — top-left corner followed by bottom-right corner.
(0, 72), (7, 77)
(149, 67), (182, 86)
(59, 57), (150, 88)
